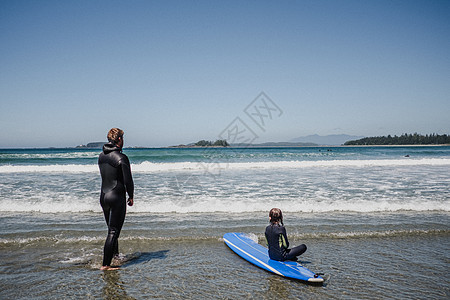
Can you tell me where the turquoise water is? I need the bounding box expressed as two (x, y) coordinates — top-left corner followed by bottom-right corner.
(0, 146), (449, 298)
(1, 145), (450, 165)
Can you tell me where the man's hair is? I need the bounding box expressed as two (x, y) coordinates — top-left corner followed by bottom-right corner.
(269, 208), (283, 225)
(107, 128), (124, 144)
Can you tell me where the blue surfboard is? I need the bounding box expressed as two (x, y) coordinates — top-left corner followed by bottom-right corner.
(223, 232), (324, 283)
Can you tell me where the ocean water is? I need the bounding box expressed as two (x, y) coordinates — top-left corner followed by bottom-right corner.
(0, 146), (449, 299)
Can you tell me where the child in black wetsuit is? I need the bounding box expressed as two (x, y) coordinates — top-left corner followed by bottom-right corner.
(265, 208), (307, 261)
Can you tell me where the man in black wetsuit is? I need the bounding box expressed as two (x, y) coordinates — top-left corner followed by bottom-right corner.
(98, 128), (134, 270)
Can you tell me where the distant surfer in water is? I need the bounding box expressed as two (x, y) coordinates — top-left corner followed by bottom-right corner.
(98, 128), (134, 270)
(265, 208), (306, 261)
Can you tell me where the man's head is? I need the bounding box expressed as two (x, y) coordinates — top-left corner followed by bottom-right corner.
(107, 128), (124, 146)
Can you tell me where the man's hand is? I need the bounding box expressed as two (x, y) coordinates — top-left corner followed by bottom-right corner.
(127, 198), (134, 206)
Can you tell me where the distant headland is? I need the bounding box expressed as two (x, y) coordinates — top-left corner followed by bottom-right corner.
(169, 140), (317, 148)
(76, 142), (105, 148)
(75, 133), (450, 149)
(169, 139), (229, 148)
(344, 133), (450, 146)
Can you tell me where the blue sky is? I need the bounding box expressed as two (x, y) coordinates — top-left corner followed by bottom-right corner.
(1, 0), (449, 147)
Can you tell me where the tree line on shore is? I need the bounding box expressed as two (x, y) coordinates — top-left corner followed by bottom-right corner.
(344, 133), (450, 145)
(194, 139), (230, 147)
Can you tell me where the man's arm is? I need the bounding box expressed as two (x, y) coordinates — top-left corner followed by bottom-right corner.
(121, 155), (134, 201)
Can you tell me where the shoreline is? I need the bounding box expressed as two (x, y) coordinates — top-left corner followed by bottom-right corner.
(166, 144), (450, 149)
(1, 144), (450, 150)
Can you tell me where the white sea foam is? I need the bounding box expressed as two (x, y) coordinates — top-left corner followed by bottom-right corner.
(2, 155), (449, 214)
(137, 197), (450, 214)
(2, 193), (447, 213)
(0, 164), (98, 173)
(0, 152), (99, 159)
(1, 196), (100, 213)
(0, 236), (102, 246)
(290, 229), (450, 239)
(1, 158), (449, 173)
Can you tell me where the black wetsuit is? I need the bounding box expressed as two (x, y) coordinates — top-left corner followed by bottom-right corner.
(98, 143), (134, 267)
(265, 223), (306, 261)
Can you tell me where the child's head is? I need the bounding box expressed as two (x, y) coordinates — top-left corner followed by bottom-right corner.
(269, 208), (283, 225)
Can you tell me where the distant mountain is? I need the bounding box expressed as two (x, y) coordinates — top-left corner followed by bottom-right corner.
(290, 134), (365, 146)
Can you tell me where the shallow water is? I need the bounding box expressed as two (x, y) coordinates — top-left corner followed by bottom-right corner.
(1, 146), (449, 299)
(1, 211), (449, 299)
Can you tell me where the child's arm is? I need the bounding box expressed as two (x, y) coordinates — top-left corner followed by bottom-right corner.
(281, 227), (290, 249)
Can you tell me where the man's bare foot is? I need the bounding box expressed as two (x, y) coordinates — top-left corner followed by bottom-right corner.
(100, 266), (120, 271)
